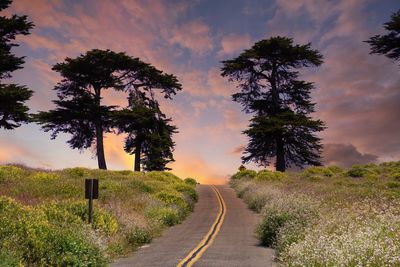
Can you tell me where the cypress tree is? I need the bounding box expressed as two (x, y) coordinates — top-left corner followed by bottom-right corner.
(221, 37), (325, 171)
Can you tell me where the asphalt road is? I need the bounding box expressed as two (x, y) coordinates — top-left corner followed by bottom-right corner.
(112, 185), (275, 267)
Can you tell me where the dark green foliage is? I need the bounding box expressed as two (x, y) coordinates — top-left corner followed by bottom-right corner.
(126, 227), (152, 247)
(115, 97), (178, 171)
(232, 169), (257, 180)
(145, 206), (181, 226)
(184, 177), (198, 186)
(221, 37), (324, 171)
(257, 211), (293, 246)
(346, 165), (376, 178)
(0, 251), (20, 267)
(35, 49), (181, 170)
(0, 0), (34, 129)
(366, 10), (400, 62)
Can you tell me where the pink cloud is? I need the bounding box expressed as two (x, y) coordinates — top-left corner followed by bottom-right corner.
(218, 33), (252, 56)
(169, 19), (213, 55)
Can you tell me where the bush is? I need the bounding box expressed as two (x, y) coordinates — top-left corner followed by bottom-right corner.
(146, 171), (181, 184)
(301, 166), (334, 180)
(173, 183), (198, 202)
(347, 165), (374, 177)
(126, 227), (152, 247)
(0, 165), (196, 264)
(389, 172), (400, 181)
(0, 166), (26, 182)
(256, 195), (318, 248)
(327, 165), (343, 174)
(30, 172), (60, 181)
(232, 170), (257, 180)
(240, 186), (279, 213)
(0, 251), (20, 267)
(62, 167), (91, 178)
(387, 181), (400, 189)
(59, 201), (119, 235)
(0, 197), (108, 266)
(154, 191), (189, 214)
(282, 206), (400, 266)
(184, 177), (198, 186)
(146, 206), (181, 226)
(255, 170), (287, 181)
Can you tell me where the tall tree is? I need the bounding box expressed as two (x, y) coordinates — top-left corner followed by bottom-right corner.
(366, 10), (400, 63)
(115, 94), (177, 171)
(221, 37), (325, 172)
(0, 0), (33, 129)
(36, 49), (181, 169)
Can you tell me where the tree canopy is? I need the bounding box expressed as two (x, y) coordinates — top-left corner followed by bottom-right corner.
(222, 36), (325, 171)
(0, 0), (34, 129)
(36, 49), (181, 170)
(366, 9), (400, 63)
(113, 94), (177, 171)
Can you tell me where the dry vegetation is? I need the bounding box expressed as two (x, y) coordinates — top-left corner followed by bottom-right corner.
(231, 162), (400, 266)
(0, 165), (197, 266)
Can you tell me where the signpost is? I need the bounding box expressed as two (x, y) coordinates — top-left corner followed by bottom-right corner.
(85, 179), (99, 224)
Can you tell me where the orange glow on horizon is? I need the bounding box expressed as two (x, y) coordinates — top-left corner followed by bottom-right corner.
(103, 134), (229, 185)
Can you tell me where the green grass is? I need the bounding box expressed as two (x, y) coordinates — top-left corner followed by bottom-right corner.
(231, 162), (400, 266)
(0, 165), (198, 266)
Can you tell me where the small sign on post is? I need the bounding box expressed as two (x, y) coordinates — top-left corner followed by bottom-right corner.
(85, 179), (99, 224)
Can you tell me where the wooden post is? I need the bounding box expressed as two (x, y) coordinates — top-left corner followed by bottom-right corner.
(85, 179), (99, 224)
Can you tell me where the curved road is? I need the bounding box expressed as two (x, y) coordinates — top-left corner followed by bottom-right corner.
(112, 185), (275, 267)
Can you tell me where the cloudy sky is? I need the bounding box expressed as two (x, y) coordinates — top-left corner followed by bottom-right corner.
(1, 0), (399, 184)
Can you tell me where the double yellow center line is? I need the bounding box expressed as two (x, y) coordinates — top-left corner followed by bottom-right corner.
(177, 186), (226, 267)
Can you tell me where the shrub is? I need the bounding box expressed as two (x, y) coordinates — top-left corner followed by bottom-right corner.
(387, 181), (400, 189)
(146, 171), (181, 184)
(0, 165), (196, 264)
(327, 165), (343, 174)
(232, 170), (257, 180)
(126, 227), (152, 248)
(41, 226), (108, 266)
(30, 172), (60, 181)
(255, 170), (287, 181)
(173, 184), (198, 202)
(128, 179), (154, 193)
(62, 167), (90, 178)
(0, 251), (20, 267)
(233, 180), (254, 198)
(154, 191), (189, 214)
(184, 177), (198, 186)
(389, 172), (400, 181)
(0, 166), (26, 182)
(282, 205), (400, 266)
(0, 197), (108, 266)
(256, 195), (318, 247)
(146, 206), (181, 226)
(301, 166), (334, 180)
(245, 191), (272, 212)
(347, 165), (373, 177)
(59, 201), (118, 235)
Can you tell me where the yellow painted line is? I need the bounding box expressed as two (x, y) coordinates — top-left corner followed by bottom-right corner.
(177, 185), (226, 267)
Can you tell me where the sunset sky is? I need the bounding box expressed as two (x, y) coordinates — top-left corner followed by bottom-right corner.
(1, 0), (399, 184)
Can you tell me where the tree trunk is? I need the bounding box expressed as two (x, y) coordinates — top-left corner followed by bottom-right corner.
(95, 123), (107, 170)
(270, 63), (285, 172)
(134, 140), (142, 171)
(276, 132), (286, 172)
(93, 85), (107, 170)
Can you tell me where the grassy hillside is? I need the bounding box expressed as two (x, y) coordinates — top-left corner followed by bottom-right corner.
(231, 162), (400, 266)
(0, 165), (198, 266)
